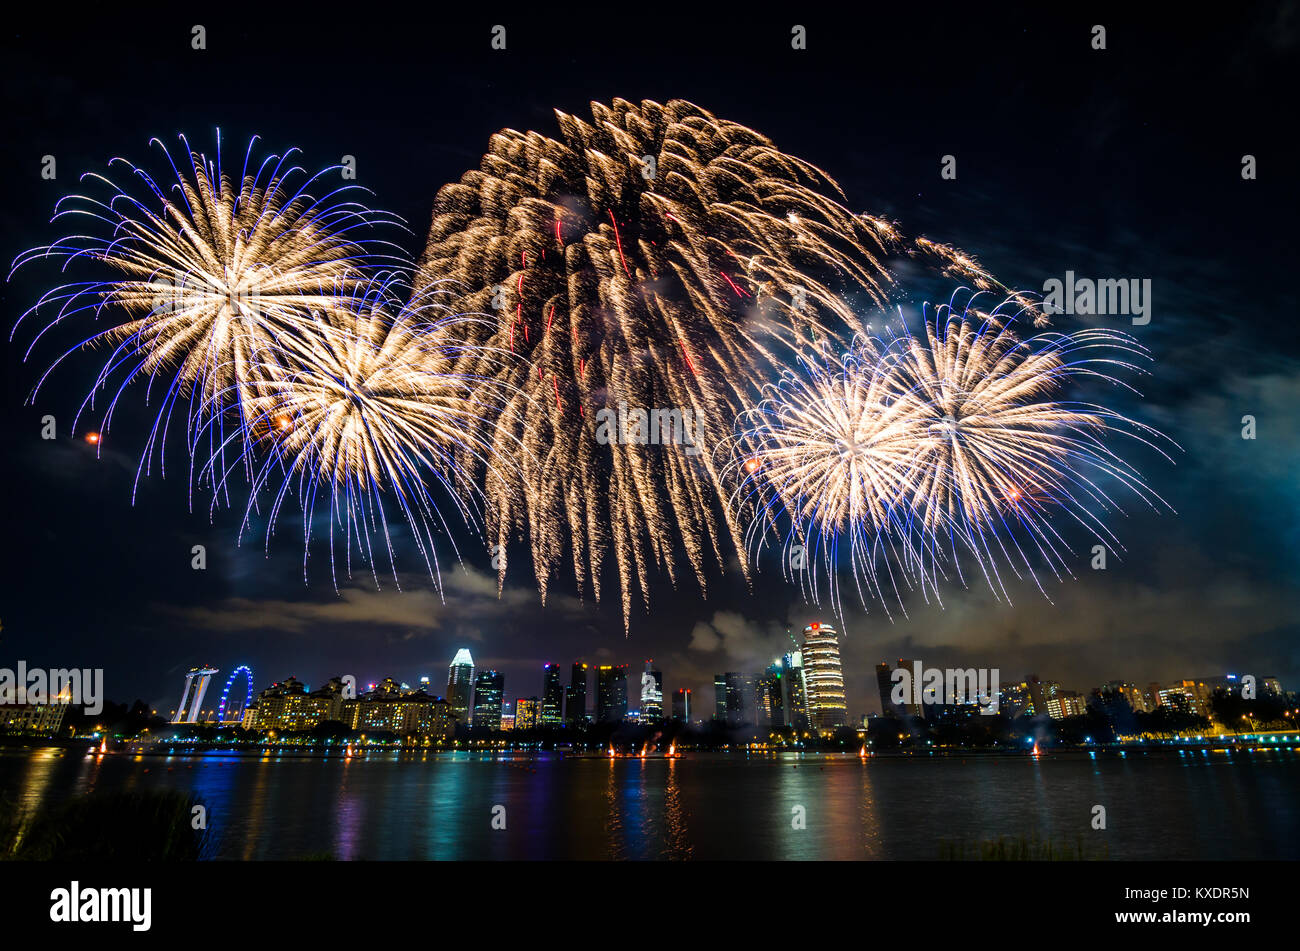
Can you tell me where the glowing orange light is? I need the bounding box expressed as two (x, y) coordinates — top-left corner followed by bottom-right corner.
(275, 415), (291, 431)
(84, 432), (100, 444)
(744, 457), (761, 474)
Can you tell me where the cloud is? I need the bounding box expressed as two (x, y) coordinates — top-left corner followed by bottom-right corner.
(687, 610), (793, 669)
(154, 565), (587, 636)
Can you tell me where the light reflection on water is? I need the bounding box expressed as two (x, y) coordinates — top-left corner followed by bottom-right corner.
(1, 748), (1296, 860)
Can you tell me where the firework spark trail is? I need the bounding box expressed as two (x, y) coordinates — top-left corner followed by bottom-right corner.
(726, 292), (1176, 621)
(416, 98), (1032, 625)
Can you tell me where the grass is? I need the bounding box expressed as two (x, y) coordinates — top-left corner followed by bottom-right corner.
(2, 789), (210, 861)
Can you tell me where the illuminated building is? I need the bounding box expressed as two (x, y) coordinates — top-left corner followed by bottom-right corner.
(998, 682), (1033, 718)
(1156, 686), (1196, 715)
(338, 680), (453, 739)
(757, 662), (784, 727)
(596, 665), (628, 723)
(566, 663), (589, 727)
(782, 652), (809, 729)
(541, 664), (564, 726)
(1044, 690), (1086, 719)
(500, 703), (515, 731)
(472, 670), (505, 729)
(1026, 676), (1061, 718)
(242, 677), (346, 732)
(740, 673), (760, 724)
(515, 697), (540, 730)
(1176, 680), (1213, 717)
(640, 661), (663, 723)
(0, 683), (72, 736)
(172, 666), (219, 724)
(714, 672), (744, 726)
(1100, 681), (1149, 713)
(446, 649), (475, 724)
(801, 623), (847, 729)
(672, 688), (691, 723)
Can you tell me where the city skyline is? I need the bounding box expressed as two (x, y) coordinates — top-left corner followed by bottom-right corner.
(146, 644), (1284, 730)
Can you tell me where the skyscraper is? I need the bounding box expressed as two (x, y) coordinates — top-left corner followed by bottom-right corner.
(782, 651), (809, 730)
(757, 662), (785, 727)
(515, 697), (540, 730)
(566, 662), (589, 727)
(447, 649), (475, 724)
(640, 661), (663, 723)
(801, 623), (847, 729)
(876, 662), (899, 717)
(472, 670), (505, 729)
(541, 664), (564, 726)
(596, 665), (628, 723)
(714, 672), (745, 726)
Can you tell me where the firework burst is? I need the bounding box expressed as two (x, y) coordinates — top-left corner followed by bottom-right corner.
(234, 277), (522, 590)
(12, 136), (514, 594)
(418, 98), (1029, 623)
(727, 293), (1175, 620)
(10, 132), (406, 496)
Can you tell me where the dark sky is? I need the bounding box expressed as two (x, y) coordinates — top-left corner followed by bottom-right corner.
(1, 5), (1296, 718)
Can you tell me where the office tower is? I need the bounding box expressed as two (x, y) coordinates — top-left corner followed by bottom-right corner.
(446, 649), (475, 723)
(566, 662), (589, 727)
(541, 664), (564, 726)
(740, 673), (760, 725)
(596, 665), (629, 723)
(801, 623), (847, 729)
(757, 662), (785, 727)
(894, 659), (927, 717)
(172, 666), (219, 723)
(672, 687), (692, 723)
(499, 703), (515, 731)
(713, 672), (745, 726)
(515, 697), (540, 730)
(472, 670), (505, 729)
(640, 661), (664, 723)
(782, 652), (809, 729)
(876, 662), (901, 717)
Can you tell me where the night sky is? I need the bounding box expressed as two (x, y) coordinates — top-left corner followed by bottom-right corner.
(1, 5), (1296, 718)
